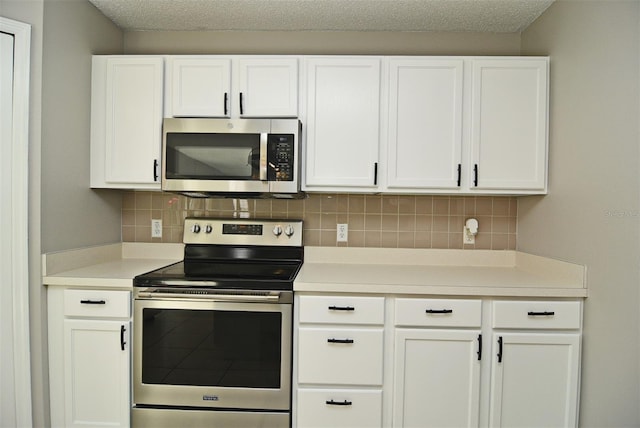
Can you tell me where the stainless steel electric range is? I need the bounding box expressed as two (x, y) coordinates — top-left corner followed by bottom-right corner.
(131, 218), (303, 428)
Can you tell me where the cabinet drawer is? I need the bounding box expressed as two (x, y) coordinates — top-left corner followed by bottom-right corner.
(298, 327), (383, 385)
(299, 295), (384, 325)
(493, 301), (581, 330)
(395, 298), (482, 327)
(64, 289), (131, 318)
(297, 388), (382, 428)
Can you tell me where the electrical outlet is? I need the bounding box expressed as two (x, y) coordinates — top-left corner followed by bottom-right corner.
(151, 219), (162, 238)
(337, 224), (348, 242)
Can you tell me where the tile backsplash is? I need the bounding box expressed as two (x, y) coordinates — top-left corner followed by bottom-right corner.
(122, 192), (517, 250)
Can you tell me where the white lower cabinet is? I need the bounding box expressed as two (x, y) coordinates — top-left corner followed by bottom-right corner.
(394, 329), (481, 428)
(48, 287), (132, 428)
(297, 389), (383, 428)
(489, 301), (582, 428)
(64, 319), (131, 427)
(296, 295), (385, 428)
(295, 294), (582, 428)
(393, 298), (482, 428)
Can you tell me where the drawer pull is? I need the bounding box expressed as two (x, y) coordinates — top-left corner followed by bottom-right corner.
(328, 305), (355, 311)
(80, 299), (106, 305)
(497, 336), (503, 363)
(527, 311), (555, 316)
(327, 338), (354, 344)
(425, 309), (453, 314)
(326, 399), (353, 406)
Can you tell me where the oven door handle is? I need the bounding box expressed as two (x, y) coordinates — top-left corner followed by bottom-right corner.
(135, 291), (283, 303)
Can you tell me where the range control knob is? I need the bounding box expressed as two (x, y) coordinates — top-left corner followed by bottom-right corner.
(284, 225), (295, 237)
(205, 224), (213, 234)
(190, 224), (201, 234)
(273, 225), (283, 237)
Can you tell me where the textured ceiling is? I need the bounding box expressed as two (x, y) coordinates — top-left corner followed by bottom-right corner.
(87, 0), (555, 33)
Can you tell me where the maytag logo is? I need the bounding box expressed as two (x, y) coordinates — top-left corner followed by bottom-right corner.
(203, 395), (219, 401)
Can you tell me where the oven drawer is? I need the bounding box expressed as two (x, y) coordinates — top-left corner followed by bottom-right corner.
(64, 289), (131, 318)
(297, 327), (383, 385)
(297, 388), (382, 428)
(298, 295), (384, 325)
(493, 300), (581, 330)
(395, 298), (482, 327)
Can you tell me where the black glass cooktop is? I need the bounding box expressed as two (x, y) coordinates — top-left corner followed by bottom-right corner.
(133, 260), (302, 290)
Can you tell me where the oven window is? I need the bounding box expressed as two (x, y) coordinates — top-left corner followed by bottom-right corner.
(141, 309), (282, 388)
(165, 133), (261, 180)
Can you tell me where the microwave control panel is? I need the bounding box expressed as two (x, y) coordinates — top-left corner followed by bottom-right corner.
(267, 134), (295, 181)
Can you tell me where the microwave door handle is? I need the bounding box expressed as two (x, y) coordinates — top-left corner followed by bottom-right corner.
(259, 133), (268, 181)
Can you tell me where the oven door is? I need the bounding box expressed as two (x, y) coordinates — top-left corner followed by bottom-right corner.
(133, 291), (292, 411)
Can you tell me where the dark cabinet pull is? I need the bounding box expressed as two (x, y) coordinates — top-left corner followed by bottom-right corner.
(327, 338), (354, 344)
(153, 159), (159, 182)
(328, 305), (355, 311)
(373, 162), (378, 185)
(326, 400), (352, 406)
(425, 309), (453, 314)
(497, 336), (503, 363)
(528, 311), (555, 316)
(457, 164), (461, 187)
(120, 325), (126, 351)
(473, 164), (478, 187)
(80, 299), (106, 305)
(224, 92), (228, 116)
(477, 334), (482, 361)
(239, 92), (244, 115)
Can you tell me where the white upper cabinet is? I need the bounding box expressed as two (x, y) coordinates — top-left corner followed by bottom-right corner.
(386, 58), (464, 190)
(469, 58), (548, 192)
(167, 57), (231, 117)
(165, 56), (298, 118)
(238, 58), (298, 117)
(304, 57), (381, 190)
(90, 56), (164, 189)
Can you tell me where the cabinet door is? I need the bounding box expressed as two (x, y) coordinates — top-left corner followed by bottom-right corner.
(102, 57), (163, 187)
(489, 333), (580, 428)
(387, 59), (463, 190)
(470, 58), (548, 191)
(169, 57), (231, 117)
(64, 319), (130, 428)
(304, 57), (381, 189)
(393, 329), (481, 428)
(238, 58), (298, 117)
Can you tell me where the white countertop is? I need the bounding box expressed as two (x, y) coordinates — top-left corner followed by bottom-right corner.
(42, 244), (587, 297)
(42, 243), (183, 288)
(294, 247), (587, 298)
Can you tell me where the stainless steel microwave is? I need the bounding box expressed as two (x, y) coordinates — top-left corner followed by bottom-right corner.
(162, 118), (303, 198)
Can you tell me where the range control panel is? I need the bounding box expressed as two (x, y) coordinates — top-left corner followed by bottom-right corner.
(183, 218), (303, 246)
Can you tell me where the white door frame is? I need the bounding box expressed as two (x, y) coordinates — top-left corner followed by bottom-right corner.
(0, 16), (32, 427)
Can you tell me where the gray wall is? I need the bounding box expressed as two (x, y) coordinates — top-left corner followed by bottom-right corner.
(41, 0), (123, 253)
(520, 1), (640, 426)
(124, 30), (520, 55)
